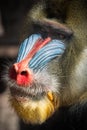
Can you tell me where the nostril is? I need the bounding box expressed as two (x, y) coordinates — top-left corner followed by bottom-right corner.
(21, 71), (28, 76)
(17, 69), (33, 86)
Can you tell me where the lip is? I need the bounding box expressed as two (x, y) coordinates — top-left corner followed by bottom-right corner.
(13, 95), (29, 102)
(10, 88), (30, 102)
(10, 86), (55, 105)
(10, 86), (46, 101)
(10, 87), (28, 97)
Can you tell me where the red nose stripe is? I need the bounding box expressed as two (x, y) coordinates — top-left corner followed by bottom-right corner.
(26, 37), (51, 62)
(19, 37), (51, 66)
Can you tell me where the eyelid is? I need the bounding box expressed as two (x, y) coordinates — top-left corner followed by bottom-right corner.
(33, 19), (73, 40)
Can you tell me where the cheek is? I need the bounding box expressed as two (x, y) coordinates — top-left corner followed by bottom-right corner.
(47, 58), (60, 75)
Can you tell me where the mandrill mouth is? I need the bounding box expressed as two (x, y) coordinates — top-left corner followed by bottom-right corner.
(10, 85), (55, 102)
(10, 81), (49, 100)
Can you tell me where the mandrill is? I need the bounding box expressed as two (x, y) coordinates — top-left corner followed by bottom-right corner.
(3, 0), (87, 129)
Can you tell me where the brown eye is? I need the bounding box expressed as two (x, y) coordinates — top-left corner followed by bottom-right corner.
(58, 34), (66, 40)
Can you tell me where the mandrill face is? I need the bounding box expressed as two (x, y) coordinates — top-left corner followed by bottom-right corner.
(5, 34), (65, 124)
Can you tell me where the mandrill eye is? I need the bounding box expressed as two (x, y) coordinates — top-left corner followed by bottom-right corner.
(33, 19), (73, 41)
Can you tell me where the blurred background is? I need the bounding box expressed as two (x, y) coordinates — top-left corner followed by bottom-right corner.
(0, 0), (38, 130)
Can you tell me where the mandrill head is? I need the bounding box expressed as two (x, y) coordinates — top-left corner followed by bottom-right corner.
(2, 0), (87, 126)
(5, 34), (66, 124)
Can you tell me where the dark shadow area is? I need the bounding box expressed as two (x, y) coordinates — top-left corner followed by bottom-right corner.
(0, 0), (36, 46)
(0, 1), (38, 130)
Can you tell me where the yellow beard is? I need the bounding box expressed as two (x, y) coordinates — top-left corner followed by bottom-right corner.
(10, 93), (59, 124)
